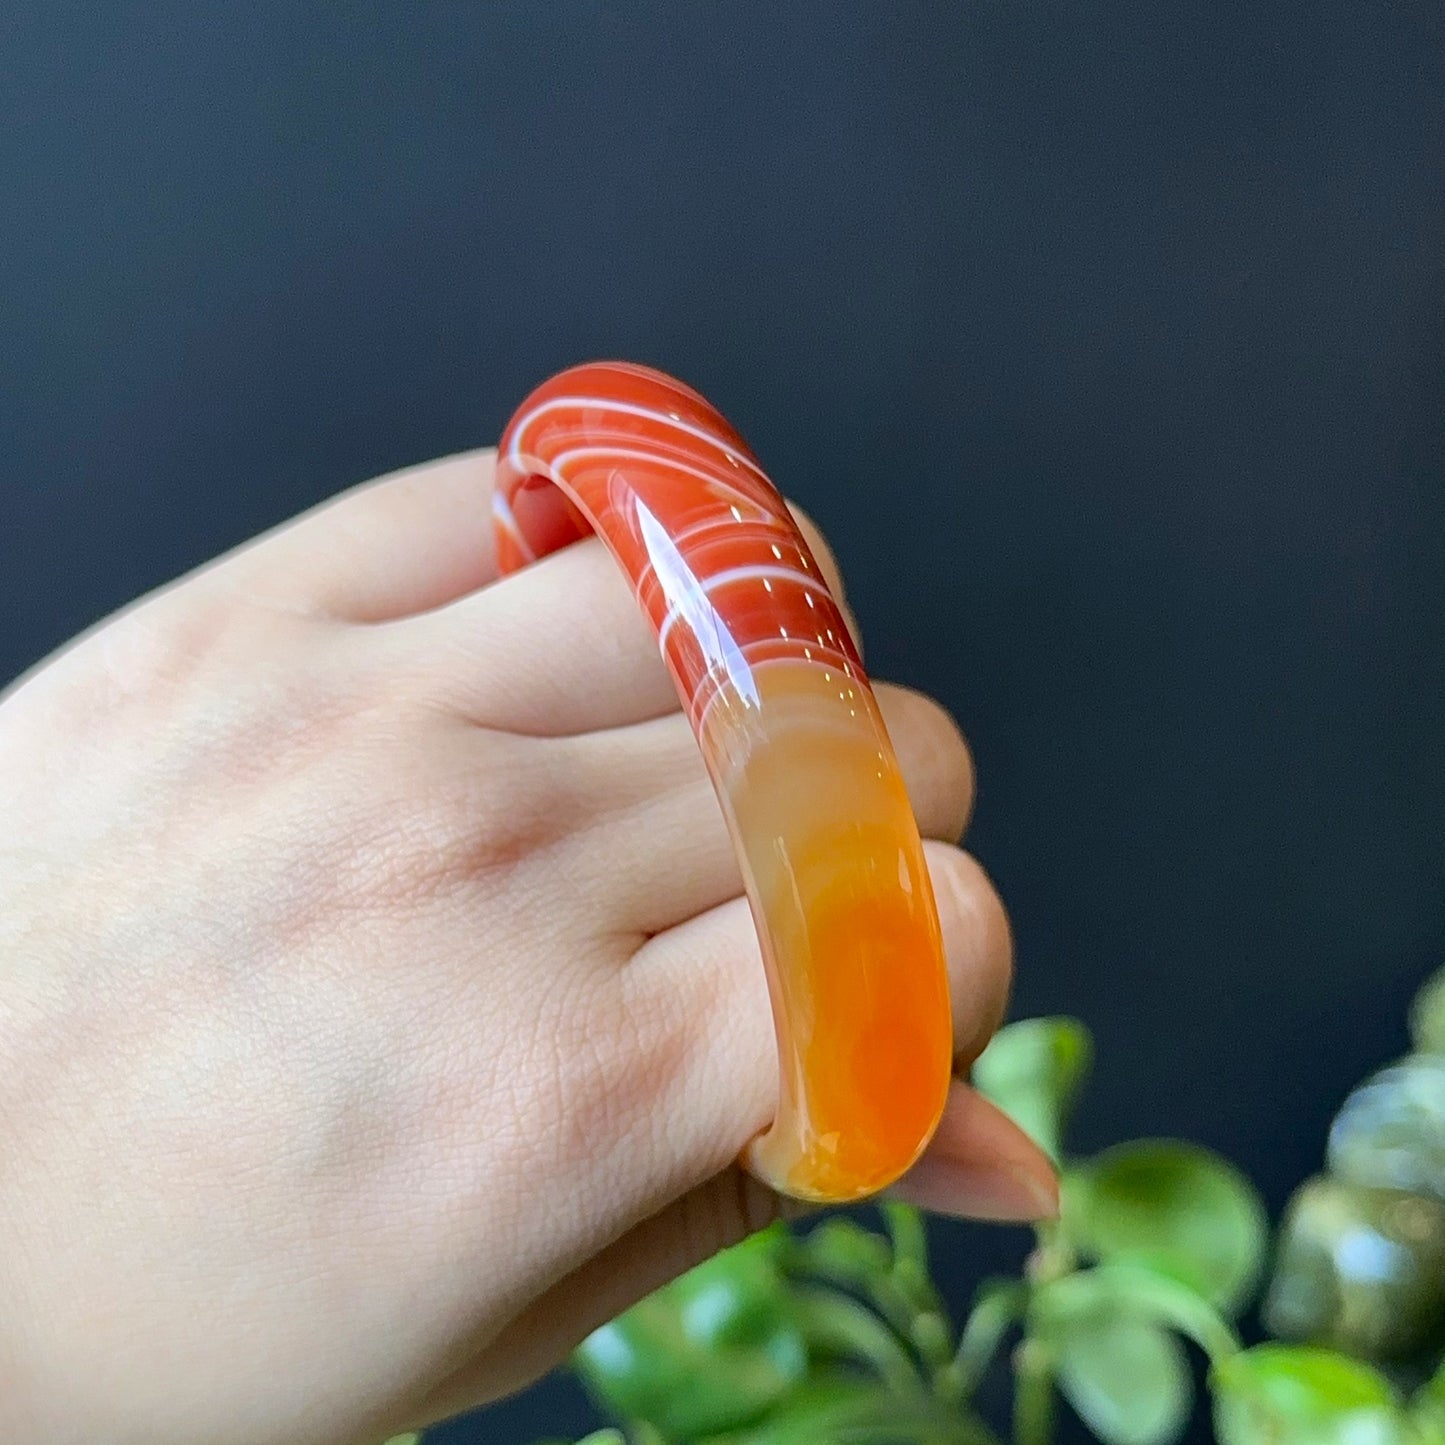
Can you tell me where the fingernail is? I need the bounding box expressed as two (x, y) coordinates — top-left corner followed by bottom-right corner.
(890, 1154), (1060, 1223)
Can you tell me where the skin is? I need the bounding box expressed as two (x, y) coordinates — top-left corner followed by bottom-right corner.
(0, 448), (1057, 1445)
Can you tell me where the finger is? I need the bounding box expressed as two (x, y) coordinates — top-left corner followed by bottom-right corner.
(785, 501), (862, 654)
(881, 684), (977, 840)
(927, 843), (1014, 1069)
(889, 1082), (1061, 1219)
(409, 1082), (1052, 1424)
(367, 498), (859, 737)
(214, 449), (501, 622)
(625, 841), (1015, 1182)
(573, 682), (976, 933)
(376, 535), (678, 734)
(409, 862), (1032, 1426)
(604, 838), (1011, 1075)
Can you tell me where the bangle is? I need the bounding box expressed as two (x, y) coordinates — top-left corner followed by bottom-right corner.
(496, 361), (951, 1202)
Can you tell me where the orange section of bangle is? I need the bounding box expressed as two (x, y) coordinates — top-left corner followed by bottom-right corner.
(495, 361), (951, 1201)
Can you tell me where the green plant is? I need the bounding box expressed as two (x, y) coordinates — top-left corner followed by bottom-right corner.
(392, 964), (1445, 1445)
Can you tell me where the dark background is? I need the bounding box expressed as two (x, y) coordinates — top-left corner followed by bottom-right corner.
(3, 2), (1443, 1440)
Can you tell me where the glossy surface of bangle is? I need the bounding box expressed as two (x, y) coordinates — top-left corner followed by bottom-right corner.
(495, 361), (951, 1201)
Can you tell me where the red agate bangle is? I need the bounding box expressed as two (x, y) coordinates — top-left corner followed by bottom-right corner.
(495, 361), (951, 1202)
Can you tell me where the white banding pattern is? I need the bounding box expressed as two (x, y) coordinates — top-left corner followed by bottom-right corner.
(506, 393), (771, 490)
(545, 445), (771, 518)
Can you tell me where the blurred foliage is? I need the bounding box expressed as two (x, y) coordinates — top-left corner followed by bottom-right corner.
(1267, 962), (1445, 1371)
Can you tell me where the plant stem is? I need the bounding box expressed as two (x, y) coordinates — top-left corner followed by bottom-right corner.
(938, 1280), (1027, 1405)
(1012, 1339), (1055, 1445)
(1024, 1220), (1075, 1286)
(870, 1270), (936, 1345)
(881, 1201), (930, 1277)
(794, 1286), (931, 1399)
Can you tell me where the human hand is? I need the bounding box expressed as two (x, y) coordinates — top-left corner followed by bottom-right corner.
(0, 449), (1056, 1444)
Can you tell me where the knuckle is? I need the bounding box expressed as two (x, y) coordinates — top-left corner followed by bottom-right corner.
(544, 966), (697, 1187)
(1, 593), (348, 809)
(784, 500), (846, 600)
(886, 686), (976, 835)
(942, 848), (1013, 968)
(347, 724), (569, 905)
(907, 687), (973, 775)
(928, 845), (1014, 1061)
(965, 852), (1014, 985)
(17, 590), (232, 735)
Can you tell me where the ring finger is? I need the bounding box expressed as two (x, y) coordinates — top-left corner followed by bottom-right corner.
(568, 681), (976, 933)
(624, 838), (1015, 1193)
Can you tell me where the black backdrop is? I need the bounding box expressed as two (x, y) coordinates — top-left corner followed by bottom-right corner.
(4, 4), (1443, 1441)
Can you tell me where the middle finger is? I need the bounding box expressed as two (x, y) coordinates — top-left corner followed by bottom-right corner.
(569, 681), (977, 934)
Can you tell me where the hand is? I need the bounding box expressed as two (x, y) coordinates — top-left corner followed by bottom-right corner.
(0, 449), (1056, 1444)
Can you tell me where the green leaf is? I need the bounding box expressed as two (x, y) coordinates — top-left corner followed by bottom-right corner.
(1031, 1262), (1202, 1443)
(1053, 1313), (1192, 1445)
(380, 1436), (423, 1445)
(1063, 1141), (1268, 1314)
(704, 1377), (999, 1445)
(1262, 1175), (1445, 1361)
(1411, 965), (1445, 1055)
(792, 1215), (925, 1342)
(530, 1434), (636, 1445)
(1213, 1344), (1408, 1445)
(972, 1016), (1093, 1162)
(1033, 1260), (1240, 1364)
(573, 1229), (807, 1438)
(796, 1216), (894, 1284)
(1328, 1054), (1445, 1203)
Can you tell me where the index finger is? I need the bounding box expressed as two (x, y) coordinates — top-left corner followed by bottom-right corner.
(213, 447), (501, 622)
